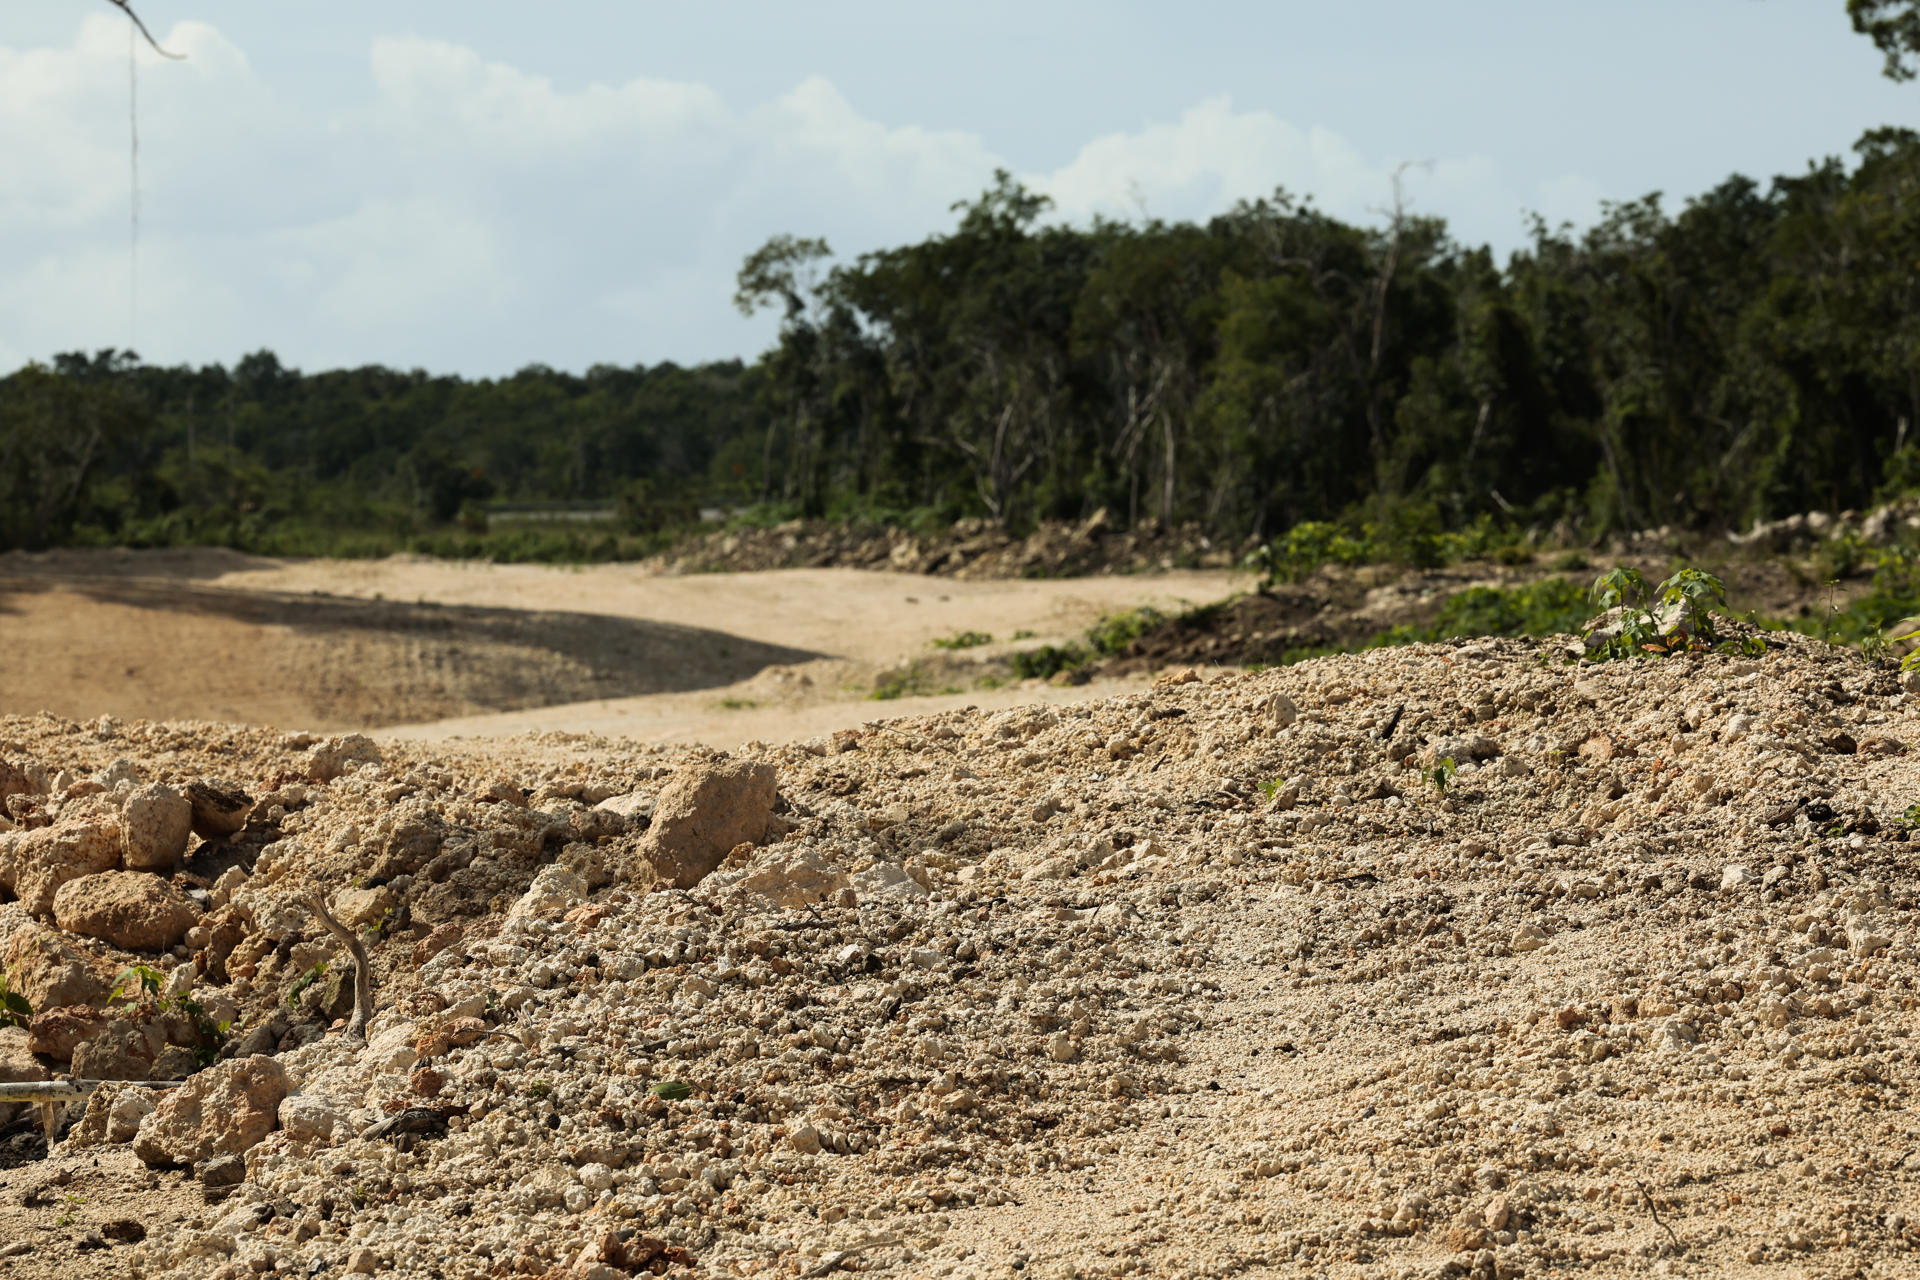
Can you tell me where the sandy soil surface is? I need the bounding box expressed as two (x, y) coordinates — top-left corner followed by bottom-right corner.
(0, 549), (1239, 741)
(1, 632), (1918, 1280)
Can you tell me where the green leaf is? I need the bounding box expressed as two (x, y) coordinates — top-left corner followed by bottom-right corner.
(649, 1080), (693, 1101)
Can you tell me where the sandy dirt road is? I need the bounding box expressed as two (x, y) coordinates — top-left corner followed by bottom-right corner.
(0, 548), (1241, 744)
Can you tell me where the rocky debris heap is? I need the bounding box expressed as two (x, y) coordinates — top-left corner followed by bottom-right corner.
(3, 632), (1920, 1278)
(645, 511), (1249, 579)
(1730, 494), (1920, 553)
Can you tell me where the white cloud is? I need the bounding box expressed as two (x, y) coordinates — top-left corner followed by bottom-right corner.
(0, 21), (1596, 375)
(1030, 96), (1562, 254)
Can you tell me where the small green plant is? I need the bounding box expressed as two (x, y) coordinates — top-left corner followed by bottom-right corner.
(285, 960), (329, 1007)
(526, 1079), (551, 1098)
(718, 697), (759, 710)
(1247, 520), (1373, 588)
(1009, 643), (1088, 680)
(1423, 756), (1459, 795)
(54, 1191), (85, 1226)
(1257, 778), (1288, 801)
(1893, 625), (1920, 675)
(872, 663), (945, 700)
(0, 972), (31, 1030)
(174, 991), (235, 1065)
(1085, 607), (1167, 656)
(109, 963), (166, 1004)
(649, 1080), (693, 1101)
(930, 630), (993, 650)
(1583, 566), (1741, 659)
(1011, 629), (1036, 640)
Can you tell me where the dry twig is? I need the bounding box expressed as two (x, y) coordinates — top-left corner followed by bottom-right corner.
(800, 1239), (900, 1277)
(1637, 1180), (1680, 1249)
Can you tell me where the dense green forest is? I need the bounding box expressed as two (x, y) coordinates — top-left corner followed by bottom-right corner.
(7, 117), (1920, 560)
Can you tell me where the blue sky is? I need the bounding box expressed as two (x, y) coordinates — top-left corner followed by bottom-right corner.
(0, 2), (1910, 376)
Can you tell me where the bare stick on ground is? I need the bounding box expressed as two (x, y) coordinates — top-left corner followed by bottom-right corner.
(308, 890), (375, 1044)
(1638, 1180), (1681, 1249)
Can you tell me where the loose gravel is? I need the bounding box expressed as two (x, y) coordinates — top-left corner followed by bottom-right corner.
(1, 632), (1918, 1279)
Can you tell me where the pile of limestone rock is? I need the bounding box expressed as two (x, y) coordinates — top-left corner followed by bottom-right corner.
(3, 630), (1920, 1278)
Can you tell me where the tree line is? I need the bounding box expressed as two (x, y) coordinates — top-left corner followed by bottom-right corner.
(7, 125), (1920, 558)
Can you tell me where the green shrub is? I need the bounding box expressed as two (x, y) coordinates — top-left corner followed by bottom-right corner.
(1085, 607), (1167, 656)
(1246, 521), (1373, 587)
(1582, 566), (1762, 660)
(1010, 644), (1088, 680)
(930, 630), (994, 650)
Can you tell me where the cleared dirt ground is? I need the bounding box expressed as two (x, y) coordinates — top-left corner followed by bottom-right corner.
(0, 549), (1240, 741)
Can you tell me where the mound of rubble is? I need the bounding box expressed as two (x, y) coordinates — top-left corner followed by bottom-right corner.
(646, 512), (1249, 579)
(2, 633), (1920, 1279)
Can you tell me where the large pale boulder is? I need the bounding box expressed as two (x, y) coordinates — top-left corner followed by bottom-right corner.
(8, 816), (122, 914)
(27, 1005), (114, 1061)
(734, 848), (850, 908)
(65, 1083), (158, 1148)
(330, 885), (394, 931)
(508, 865), (588, 919)
(0, 1026), (49, 1128)
(278, 1091), (353, 1145)
(121, 783), (192, 871)
(0, 755), (30, 801)
(71, 1019), (161, 1081)
(62, 1006), (201, 1077)
(638, 760), (776, 889)
(132, 1054), (288, 1166)
(2, 925), (108, 1011)
(54, 870), (201, 952)
(305, 734), (381, 784)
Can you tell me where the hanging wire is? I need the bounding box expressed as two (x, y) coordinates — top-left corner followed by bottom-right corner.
(128, 16), (138, 352)
(106, 0), (185, 59)
(107, 0), (184, 356)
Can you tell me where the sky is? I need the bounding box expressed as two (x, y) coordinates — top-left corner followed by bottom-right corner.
(0, 2), (1912, 377)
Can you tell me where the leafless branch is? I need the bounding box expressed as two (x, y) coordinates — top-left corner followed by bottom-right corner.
(105, 0), (186, 59)
(309, 890), (376, 1044)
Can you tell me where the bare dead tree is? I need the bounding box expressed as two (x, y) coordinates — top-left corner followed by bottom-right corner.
(308, 890), (377, 1044)
(104, 0), (185, 59)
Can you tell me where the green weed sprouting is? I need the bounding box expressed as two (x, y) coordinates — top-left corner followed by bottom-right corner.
(286, 960), (329, 1007)
(109, 963), (233, 1062)
(930, 630), (994, 650)
(108, 963), (166, 1004)
(1424, 757), (1459, 795)
(0, 972), (31, 1030)
(871, 664), (961, 700)
(1008, 606), (1171, 681)
(1582, 567), (1763, 661)
(1009, 643), (1088, 680)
